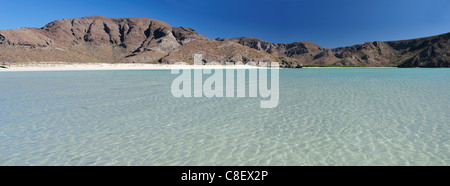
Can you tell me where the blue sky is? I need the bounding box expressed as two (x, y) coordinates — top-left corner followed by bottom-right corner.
(1, 0), (449, 48)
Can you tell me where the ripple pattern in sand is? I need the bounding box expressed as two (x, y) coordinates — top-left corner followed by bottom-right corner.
(0, 69), (449, 165)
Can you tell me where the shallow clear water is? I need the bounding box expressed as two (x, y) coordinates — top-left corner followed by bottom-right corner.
(0, 68), (449, 165)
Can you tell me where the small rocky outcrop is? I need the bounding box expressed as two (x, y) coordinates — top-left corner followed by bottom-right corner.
(172, 27), (207, 45)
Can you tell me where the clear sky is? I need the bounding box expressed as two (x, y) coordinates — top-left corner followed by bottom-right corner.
(1, 0), (449, 48)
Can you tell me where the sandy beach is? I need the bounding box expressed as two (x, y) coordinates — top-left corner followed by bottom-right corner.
(0, 63), (266, 72)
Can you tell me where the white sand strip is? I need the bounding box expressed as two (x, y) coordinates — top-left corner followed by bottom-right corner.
(0, 63), (266, 72)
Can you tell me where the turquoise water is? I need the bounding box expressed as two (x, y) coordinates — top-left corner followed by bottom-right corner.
(0, 68), (449, 165)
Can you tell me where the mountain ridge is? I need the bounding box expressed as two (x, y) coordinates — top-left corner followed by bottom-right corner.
(0, 16), (448, 67)
(227, 32), (449, 67)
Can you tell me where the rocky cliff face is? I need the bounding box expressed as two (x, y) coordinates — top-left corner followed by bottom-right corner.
(0, 16), (299, 67)
(0, 16), (448, 67)
(0, 16), (168, 62)
(386, 33), (450, 67)
(229, 33), (450, 67)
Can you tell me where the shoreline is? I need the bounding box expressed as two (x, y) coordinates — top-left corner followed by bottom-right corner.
(302, 67), (398, 69)
(0, 63), (265, 72)
(0, 62), (401, 72)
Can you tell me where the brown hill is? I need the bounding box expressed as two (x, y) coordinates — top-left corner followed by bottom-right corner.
(0, 16), (448, 67)
(229, 33), (450, 67)
(0, 15), (197, 63)
(0, 16), (301, 68)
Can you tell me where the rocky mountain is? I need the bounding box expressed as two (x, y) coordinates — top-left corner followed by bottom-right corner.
(228, 33), (450, 67)
(0, 16), (448, 67)
(0, 16), (291, 66)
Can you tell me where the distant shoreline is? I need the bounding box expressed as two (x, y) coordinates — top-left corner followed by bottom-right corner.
(302, 66), (398, 69)
(0, 63), (266, 72)
(0, 62), (407, 72)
